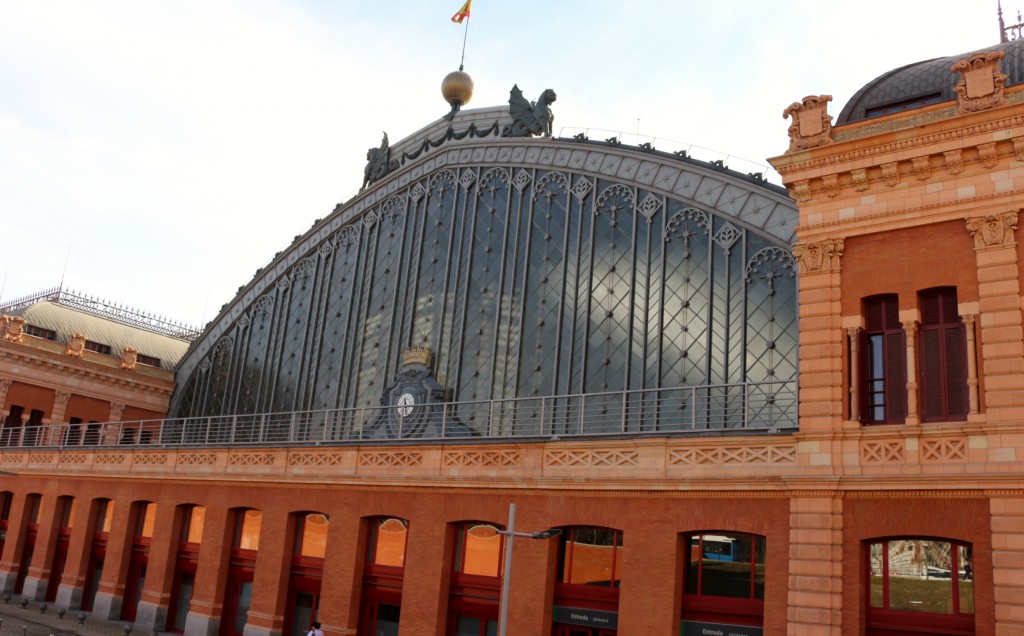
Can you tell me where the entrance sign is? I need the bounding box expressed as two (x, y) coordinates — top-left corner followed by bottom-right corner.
(552, 606), (618, 629)
(681, 619), (763, 636)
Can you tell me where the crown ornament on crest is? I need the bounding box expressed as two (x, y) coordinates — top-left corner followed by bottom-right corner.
(402, 345), (434, 368)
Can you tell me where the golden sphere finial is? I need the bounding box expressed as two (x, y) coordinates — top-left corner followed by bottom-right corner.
(442, 70), (474, 112)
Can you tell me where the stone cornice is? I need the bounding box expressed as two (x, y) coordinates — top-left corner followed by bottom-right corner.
(772, 94), (1024, 178)
(0, 344), (175, 400)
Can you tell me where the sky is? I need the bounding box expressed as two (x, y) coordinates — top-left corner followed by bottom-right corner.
(0, 1), (1003, 328)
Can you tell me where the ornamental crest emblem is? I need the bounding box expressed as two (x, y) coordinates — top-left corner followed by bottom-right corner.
(783, 95), (833, 154)
(952, 52), (1008, 115)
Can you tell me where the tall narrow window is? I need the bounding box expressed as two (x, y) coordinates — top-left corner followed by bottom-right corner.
(45, 496), (75, 602)
(221, 509), (261, 636)
(919, 288), (968, 422)
(122, 502), (156, 621)
(449, 522), (505, 636)
(285, 512), (328, 636)
(167, 505), (204, 633)
(552, 527), (622, 633)
(862, 296), (906, 424)
(360, 518), (407, 636)
(82, 499), (114, 611)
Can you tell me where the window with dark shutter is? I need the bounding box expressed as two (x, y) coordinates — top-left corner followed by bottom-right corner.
(919, 288), (968, 422)
(862, 295), (906, 424)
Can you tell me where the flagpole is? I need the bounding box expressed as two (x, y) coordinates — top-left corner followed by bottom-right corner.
(459, 13), (471, 70)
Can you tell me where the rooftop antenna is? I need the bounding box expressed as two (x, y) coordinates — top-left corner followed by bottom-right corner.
(1001, 0), (1007, 42)
(59, 245), (71, 292)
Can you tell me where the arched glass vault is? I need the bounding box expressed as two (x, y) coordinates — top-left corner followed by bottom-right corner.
(172, 128), (798, 440)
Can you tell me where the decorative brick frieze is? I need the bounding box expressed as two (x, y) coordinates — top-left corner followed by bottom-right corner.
(289, 452), (349, 467)
(228, 452), (274, 467)
(442, 450), (521, 468)
(860, 440), (905, 464)
(359, 451), (423, 468)
(668, 444), (797, 466)
(920, 438), (968, 462)
(545, 449), (639, 468)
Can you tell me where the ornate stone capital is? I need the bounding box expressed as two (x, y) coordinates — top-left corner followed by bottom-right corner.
(978, 142), (998, 169)
(846, 327), (862, 341)
(944, 150), (963, 175)
(901, 320), (919, 337)
(851, 168), (869, 192)
(961, 314), (976, 329)
(54, 391), (71, 410)
(966, 212), (1018, 248)
(822, 174), (839, 198)
(109, 403), (126, 421)
(952, 51), (1008, 116)
(881, 162), (900, 187)
(1014, 138), (1024, 162)
(912, 156), (932, 181)
(791, 180), (811, 203)
(783, 95), (833, 154)
(793, 238), (844, 274)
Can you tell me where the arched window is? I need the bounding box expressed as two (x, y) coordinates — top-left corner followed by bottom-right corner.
(360, 517), (407, 636)
(167, 505), (204, 633)
(682, 532), (765, 631)
(867, 538), (974, 636)
(552, 527), (622, 634)
(449, 522), (504, 636)
(286, 512), (329, 636)
(222, 509), (261, 636)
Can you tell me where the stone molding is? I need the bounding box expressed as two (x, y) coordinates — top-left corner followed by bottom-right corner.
(774, 111), (1024, 177)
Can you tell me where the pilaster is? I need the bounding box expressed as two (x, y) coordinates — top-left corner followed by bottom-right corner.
(90, 500), (133, 620)
(183, 505), (231, 636)
(20, 494), (59, 601)
(967, 213), (1024, 424)
(990, 497), (1024, 635)
(317, 513), (364, 636)
(400, 514), (451, 636)
(134, 502), (179, 631)
(244, 510), (290, 636)
(55, 496), (96, 610)
(0, 492), (30, 594)
(787, 496), (843, 636)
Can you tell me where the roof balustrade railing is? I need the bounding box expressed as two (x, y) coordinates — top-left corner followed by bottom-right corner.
(0, 381), (796, 450)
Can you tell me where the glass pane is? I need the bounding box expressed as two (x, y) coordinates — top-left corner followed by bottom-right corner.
(173, 572), (195, 631)
(375, 603), (401, 636)
(753, 535), (766, 600)
(887, 540), (953, 613)
(959, 544), (974, 614)
(461, 524), (501, 577)
(373, 519), (407, 567)
(101, 501), (115, 533)
(686, 537), (699, 594)
(566, 528), (619, 586)
(291, 591), (315, 636)
(139, 503), (157, 538)
(234, 581), (253, 633)
(697, 533), (754, 599)
(239, 511), (262, 551)
(187, 507), (206, 544)
(300, 514), (329, 558)
(869, 543), (884, 608)
(485, 619), (497, 636)
(454, 615), (481, 636)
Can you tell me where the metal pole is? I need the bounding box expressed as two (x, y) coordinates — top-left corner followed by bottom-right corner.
(497, 502), (516, 636)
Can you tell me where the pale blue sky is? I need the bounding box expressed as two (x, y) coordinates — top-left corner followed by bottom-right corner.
(0, 1), (1001, 326)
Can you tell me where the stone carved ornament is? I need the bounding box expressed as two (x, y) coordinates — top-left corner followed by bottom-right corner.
(783, 95), (833, 153)
(66, 332), (86, 357)
(0, 316), (25, 343)
(361, 132), (400, 190)
(966, 212), (1018, 248)
(502, 85), (557, 137)
(120, 346), (138, 370)
(792, 238), (844, 273)
(952, 51), (1008, 116)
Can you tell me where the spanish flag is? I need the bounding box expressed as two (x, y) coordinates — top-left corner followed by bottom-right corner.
(451, 0), (471, 23)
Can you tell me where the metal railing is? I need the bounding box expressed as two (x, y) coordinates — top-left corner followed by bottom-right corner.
(0, 381), (796, 450)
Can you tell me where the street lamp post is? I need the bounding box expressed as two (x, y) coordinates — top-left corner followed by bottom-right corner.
(495, 503), (562, 636)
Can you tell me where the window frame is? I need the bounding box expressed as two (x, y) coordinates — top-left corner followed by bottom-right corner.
(918, 287), (968, 423)
(865, 537), (975, 636)
(861, 295), (907, 425)
(682, 531), (766, 626)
